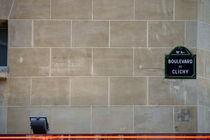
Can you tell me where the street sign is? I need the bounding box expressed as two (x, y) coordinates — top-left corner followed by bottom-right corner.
(165, 46), (196, 79)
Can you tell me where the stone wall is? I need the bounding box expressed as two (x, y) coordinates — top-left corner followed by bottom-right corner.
(0, 0), (206, 133)
(197, 0), (210, 132)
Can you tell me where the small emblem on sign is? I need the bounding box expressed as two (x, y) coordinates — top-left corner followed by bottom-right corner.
(165, 46), (196, 79)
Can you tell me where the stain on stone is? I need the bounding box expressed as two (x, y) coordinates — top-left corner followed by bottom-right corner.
(176, 108), (191, 122)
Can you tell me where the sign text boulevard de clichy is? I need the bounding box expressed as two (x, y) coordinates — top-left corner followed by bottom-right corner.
(168, 58), (193, 75)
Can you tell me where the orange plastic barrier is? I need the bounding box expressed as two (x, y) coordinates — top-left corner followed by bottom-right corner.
(0, 135), (210, 140)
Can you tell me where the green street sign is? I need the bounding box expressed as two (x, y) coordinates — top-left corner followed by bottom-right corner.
(165, 46), (196, 79)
